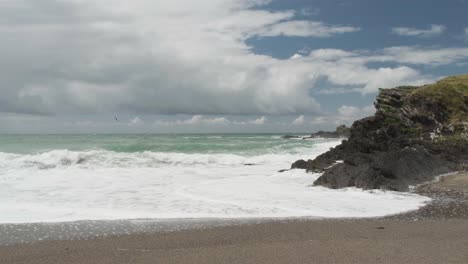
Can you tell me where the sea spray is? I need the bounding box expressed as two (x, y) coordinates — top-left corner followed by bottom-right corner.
(0, 134), (430, 223)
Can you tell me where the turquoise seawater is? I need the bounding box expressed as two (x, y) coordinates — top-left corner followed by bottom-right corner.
(0, 134), (316, 155)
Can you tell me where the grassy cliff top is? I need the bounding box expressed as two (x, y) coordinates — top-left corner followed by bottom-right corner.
(410, 74), (468, 123)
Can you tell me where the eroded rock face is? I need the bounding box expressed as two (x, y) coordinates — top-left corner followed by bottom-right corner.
(292, 75), (468, 191)
(314, 147), (452, 191)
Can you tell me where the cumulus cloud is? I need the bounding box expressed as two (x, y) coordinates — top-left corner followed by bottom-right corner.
(337, 105), (374, 118)
(379, 46), (468, 65)
(290, 54), (303, 60)
(298, 46), (468, 94)
(310, 105), (375, 126)
(307, 46), (468, 66)
(391, 24), (446, 37)
(337, 105), (375, 121)
(1, 0), (348, 116)
(249, 116), (267, 125)
(291, 115), (305, 125)
(0, 1), (465, 119)
(255, 21), (360, 37)
(155, 115), (228, 125)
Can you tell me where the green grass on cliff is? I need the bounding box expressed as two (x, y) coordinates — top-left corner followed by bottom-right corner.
(411, 74), (468, 123)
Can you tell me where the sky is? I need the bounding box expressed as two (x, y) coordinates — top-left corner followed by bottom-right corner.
(1, 0), (467, 134)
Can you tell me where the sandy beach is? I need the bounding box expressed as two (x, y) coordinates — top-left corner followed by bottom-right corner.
(2, 0), (467, 262)
(1, 172), (467, 264)
(1, 219), (468, 264)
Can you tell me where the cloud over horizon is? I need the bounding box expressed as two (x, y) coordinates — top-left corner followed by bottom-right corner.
(0, 0), (467, 133)
(154, 115), (267, 126)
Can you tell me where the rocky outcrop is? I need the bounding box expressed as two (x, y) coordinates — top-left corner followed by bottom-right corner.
(308, 125), (351, 139)
(282, 125), (350, 140)
(292, 75), (468, 191)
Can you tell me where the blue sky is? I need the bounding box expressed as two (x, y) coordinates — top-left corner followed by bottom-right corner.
(0, 0), (467, 133)
(256, 1), (468, 64)
(256, 0), (468, 51)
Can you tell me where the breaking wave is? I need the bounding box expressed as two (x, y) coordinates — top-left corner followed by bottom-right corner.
(0, 138), (431, 224)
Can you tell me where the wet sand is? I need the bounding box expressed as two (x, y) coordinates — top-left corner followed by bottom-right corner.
(1, 172), (467, 264)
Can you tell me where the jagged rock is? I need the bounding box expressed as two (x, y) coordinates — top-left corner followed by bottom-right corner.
(291, 159), (331, 172)
(308, 125), (351, 139)
(292, 74), (468, 191)
(291, 159), (310, 170)
(315, 147), (452, 191)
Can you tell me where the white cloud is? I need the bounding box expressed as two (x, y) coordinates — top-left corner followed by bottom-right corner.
(391, 24), (446, 37)
(309, 49), (355, 60)
(306, 46), (468, 67)
(337, 105), (375, 121)
(2, 0), (362, 116)
(293, 46), (468, 94)
(337, 105), (362, 117)
(129, 116), (144, 127)
(155, 115), (267, 126)
(190, 115), (227, 125)
(230, 116), (266, 125)
(310, 105), (375, 126)
(155, 115), (228, 125)
(379, 46), (468, 65)
(249, 116), (266, 125)
(256, 21), (360, 37)
(290, 53), (303, 60)
(0, 1), (465, 122)
(291, 115), (305, 125)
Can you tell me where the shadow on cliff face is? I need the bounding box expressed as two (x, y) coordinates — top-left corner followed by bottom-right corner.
(292, 75), (468, 191)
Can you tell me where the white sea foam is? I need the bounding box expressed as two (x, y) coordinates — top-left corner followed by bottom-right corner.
(0, 140), (430, 224)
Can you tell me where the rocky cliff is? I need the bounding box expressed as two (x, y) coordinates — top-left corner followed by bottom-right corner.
(292, 74), (468, 191)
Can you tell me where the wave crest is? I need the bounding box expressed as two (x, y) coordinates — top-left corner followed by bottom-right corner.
(0, 140), (341, 170)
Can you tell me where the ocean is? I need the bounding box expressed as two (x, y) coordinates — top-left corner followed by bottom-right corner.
(0, 134), (430, 224)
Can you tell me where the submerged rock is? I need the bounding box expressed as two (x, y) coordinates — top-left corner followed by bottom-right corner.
(292, 74), (468, 191)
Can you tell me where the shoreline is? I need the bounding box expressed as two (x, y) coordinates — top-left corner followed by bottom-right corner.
(1, 219), (467, 263)
(0, 176), (437, 246)
(1, 172), (467, 263)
